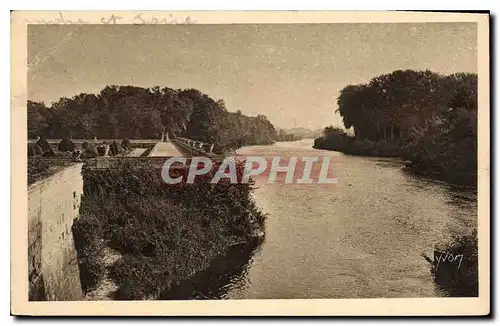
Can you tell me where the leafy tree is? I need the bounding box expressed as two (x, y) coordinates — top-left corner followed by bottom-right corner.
(332, 69), (477, 184)
(337, 70), (450, 140)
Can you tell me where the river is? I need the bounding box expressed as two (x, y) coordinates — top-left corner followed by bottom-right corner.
(163, 139), (477, 299)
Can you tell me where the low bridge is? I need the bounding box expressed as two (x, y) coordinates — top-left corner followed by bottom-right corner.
(147, 137), (221, 159)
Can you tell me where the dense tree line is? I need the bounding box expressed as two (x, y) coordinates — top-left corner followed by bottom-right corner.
(275, 129), (303, 142)
(317, 69), (477, 185)
(336, 70), (476, 141)
(28, 85), (277, 153)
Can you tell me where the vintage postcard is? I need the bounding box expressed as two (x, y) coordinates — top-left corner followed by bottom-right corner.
(11, 11), (490, 316)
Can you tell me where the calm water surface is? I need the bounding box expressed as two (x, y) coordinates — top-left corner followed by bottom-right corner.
(164, 139), (477, 299)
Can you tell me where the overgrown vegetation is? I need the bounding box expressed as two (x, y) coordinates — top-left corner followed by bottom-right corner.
(28, 86), (277, 154)
(73, 161), (266, 299)
(314, 70), (477, 186)
(314, 127), (402, 157)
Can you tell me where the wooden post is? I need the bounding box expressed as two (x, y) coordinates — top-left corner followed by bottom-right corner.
(390, 123), (394, 139)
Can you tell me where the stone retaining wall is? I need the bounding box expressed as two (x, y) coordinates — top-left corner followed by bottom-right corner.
(28, 163), (84, 301)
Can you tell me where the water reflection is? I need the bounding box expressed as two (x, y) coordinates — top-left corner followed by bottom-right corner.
(161, 242), (261, 299)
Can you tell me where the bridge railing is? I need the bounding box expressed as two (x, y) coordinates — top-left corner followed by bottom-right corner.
(174, 137), (215, 154)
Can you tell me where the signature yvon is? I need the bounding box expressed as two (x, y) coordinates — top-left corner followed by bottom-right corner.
(422, 250), (470, 271)
(434, 251), (464, 271)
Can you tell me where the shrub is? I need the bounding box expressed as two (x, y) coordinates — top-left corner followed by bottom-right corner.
(121, 139), (131, 151)
(35, 136), (51, 152)
(403, 108), (477, 186)
(109, 143), (116, 156)
(34, 145), (43, 156)
(28, 145), (36, 157)
(430, 230), (478, 297)
(58, 137), (76, 152)
(82, 144), (99, 158)
(36, 137), (56, 157)
(109, 141), (121, 156)
(41, 148), (56, 157)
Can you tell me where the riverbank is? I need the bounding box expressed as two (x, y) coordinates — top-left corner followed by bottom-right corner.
(313, 136), (477, 188)
(402, 163), (477, 188)
(73, 160), (266, 300)
(313, 136), (402, 157)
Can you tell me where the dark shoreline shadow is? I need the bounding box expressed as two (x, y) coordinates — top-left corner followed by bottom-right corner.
(160, 241), (261, 300)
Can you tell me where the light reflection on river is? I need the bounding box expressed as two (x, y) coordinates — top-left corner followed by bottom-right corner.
(165, 139), (477, 299)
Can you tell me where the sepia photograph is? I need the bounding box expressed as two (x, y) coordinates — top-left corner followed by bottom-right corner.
(11, 11), (490, 316)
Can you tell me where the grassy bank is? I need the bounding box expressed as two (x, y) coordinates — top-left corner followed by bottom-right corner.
(72, 160), (266, 300)
(313, 134), (402, 157)
(313, 126), (477, 187)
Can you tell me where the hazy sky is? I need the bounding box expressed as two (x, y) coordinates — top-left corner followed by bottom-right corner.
(28, 23), (477, 129)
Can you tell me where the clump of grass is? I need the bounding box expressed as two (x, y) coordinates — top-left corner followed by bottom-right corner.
(431, 230), (478, 297)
